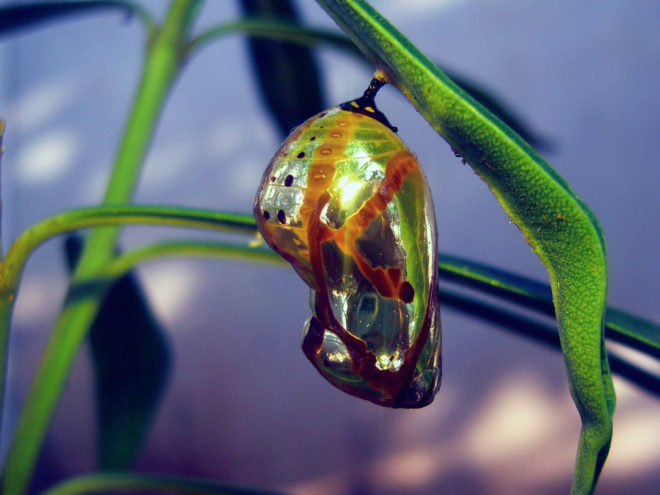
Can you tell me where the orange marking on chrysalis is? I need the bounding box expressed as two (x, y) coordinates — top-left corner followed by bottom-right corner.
(328, 151), (418, 303)
(296, 116), (351, 278)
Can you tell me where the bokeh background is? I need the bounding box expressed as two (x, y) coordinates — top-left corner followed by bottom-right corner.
(1, 1), (659, 493)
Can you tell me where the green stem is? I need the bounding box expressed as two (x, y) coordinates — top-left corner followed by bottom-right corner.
(101, 240), (660, 393)
(0, 206), (254, 454)
(65, 233), (660, 364)
(3, 205), (256, 291)
(438, 287), (660, 396)
(43, 472), (284, 495)
(315, 2), (614, 493)
(189, 17), (357, 55)
(92, 233), (660, 362)
(102, 240), (282, 279)
(0, 2), (201, 494)
(437, 254), (660, 358)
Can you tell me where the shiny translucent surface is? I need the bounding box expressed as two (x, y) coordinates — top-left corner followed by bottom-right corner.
(255, 107), (440, 407)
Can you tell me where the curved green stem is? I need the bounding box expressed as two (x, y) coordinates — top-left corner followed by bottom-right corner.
(42, 472), (284, 495)
(315, 1), (614, 493)
(3, 205), (255, 292)
(0, 206), (253, 451)
(0, 2), (202, 494)
(102, 239), (282, 279)
(102, 239), (660, 396)
(0, 196), (647, 407)
(79, 234), (660, 364)
(438, 254), (660, 358)
(100, 234), (660, 362)
(0, 200), (244, 494)
(189, 17), (357, 57)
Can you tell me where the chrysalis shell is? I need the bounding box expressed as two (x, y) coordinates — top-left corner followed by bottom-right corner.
(254, 90), (441, 408)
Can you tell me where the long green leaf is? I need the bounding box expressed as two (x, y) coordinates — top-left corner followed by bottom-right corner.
(65, 235), (170, 470)
(0, 3), (201, 494)
(439, 287), (660, 398)
(3, 205), (657, 363)
(238, 1), (326, 137)
(314, 2), (614, 493)
(93, 237), (660, 397)
(191, 18), (548, 148)
(3, 204), (657, 359)
(438, 254), (660, 358)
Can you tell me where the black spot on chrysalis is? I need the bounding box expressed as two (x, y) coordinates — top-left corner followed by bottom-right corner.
(400, 281), (415, 304)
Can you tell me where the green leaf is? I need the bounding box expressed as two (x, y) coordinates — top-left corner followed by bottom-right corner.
(192, 18), (548, 148)
(0, 1), (153, 38)
(439, 253), (660, 358)
(65, 235), (170, 470)
(439, 287), (660, 398)
(314, 2), (614, 493)
(238, 1), (326, 137)
(97, 233), (658, 368)
(97, 237), (659, 397)
(4, 202), (656, 359)
(604, 307), (660, 359)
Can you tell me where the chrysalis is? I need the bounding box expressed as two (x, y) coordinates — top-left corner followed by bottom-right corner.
(254, 77), (441, 408)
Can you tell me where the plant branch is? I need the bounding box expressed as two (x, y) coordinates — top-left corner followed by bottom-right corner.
(314, 2), (613, 492)
(42, 472), (285, 495)
(189, 17), (357, 57)
(3, 205), (255, 292)
(35, 233), (653, 397)
(0, 2), (202, 494)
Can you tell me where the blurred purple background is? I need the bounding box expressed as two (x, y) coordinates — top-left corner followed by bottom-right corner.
(1, 1), (659, 493)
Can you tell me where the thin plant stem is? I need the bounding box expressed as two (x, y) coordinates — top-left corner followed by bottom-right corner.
(0, 206), (254, 442)
(43, 472), (285, 495)
(0, 2), (201, 494)
(67, 235), (660, 396)
(189, 17), (357, 56)
(101, 240), (283, 279)
(4, 205), (256, 292)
